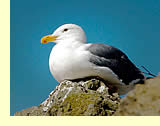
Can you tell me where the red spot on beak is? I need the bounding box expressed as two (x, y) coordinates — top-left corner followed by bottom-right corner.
(44, 40), (47, 43)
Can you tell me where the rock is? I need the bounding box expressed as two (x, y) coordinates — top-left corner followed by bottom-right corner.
(14, 74), (160, 116)
(14, 106), (49, 116)
(114, 75), (160, 116)
(14, 78), (120, 116)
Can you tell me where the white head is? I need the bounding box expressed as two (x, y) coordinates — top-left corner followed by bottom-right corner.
(41, 24), (87, 44)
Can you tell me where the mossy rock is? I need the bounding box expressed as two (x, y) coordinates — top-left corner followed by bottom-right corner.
(49, 92), (119, 116)
(14, 78), (120, 116)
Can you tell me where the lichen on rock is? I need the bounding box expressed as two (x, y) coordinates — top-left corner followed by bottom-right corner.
(14, 78), (120, 116)
(43, 78), (120, 116)
(14, 74), (160, 116)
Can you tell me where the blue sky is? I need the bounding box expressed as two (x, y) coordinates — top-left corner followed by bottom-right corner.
(11, 0), (160, 115)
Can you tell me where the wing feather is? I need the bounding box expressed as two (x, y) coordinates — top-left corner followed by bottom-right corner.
(87, 43), (145, 84)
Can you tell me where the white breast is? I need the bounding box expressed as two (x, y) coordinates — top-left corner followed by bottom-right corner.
(49, 43), (93, 82)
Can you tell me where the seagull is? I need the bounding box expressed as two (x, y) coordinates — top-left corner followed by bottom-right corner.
(41, 24), (146, 95)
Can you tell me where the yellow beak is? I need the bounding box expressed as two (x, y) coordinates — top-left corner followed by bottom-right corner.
(41, 35), (58, 43)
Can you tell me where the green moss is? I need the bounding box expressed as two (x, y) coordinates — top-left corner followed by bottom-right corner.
(61, 92), (100, 115)
(49, 91), (119, 116)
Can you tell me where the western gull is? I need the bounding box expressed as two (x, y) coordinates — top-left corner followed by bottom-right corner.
(41, 24), (146, 95)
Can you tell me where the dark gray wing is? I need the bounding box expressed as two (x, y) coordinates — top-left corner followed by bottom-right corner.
(87, 43), (145, 84)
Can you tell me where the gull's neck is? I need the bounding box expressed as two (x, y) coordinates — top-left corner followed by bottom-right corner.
(56, 40), (86, 49)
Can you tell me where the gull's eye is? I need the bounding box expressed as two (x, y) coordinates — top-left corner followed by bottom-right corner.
(63, 28), (68, 32)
